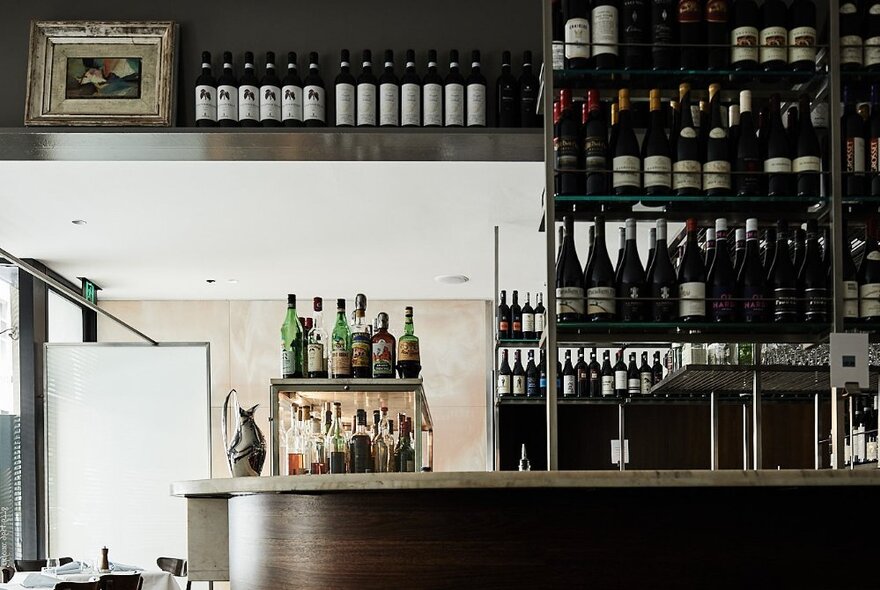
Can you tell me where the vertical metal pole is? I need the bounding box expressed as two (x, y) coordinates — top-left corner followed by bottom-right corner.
(752, 345), (763, 470)
(831, 387), (845, 469)
(490, 226), (500, 471)
(618, 403), (626, 471)
(814, 393), (821, 470)
(848, 394), (854, 470)
(828, 0), (845, 335)
(742, 403), (750, 470)
(710, 391), (719, 470)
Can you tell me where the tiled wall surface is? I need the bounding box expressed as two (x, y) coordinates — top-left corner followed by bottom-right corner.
(98, 299), (490, 474)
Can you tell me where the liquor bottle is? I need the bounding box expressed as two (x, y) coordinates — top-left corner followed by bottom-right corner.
(587, 349), (601, 397)
(704, 83), (731, 196)
(644, 89), (673, 196)
(538, 349), (548, 396)
(705, 228), (717, 269)
(522, 293), (536, 339)
(652, 219), (678, 321)
(526, 351), (540, 397)
(763, 227), (777, 278)
(496, 50), (519, 127)
(553, 0), (566, 70)
(737, 218), (769, 322)
(708, 218), (737, 322)
(371, 312), (396, 378)
(759, 0), (788, 71)
(555, 89), (582, 195)
(788, 0), (817, 71)
(679, 218), (707, 321)
(512, 350), (526, 396)
(793, 95), (821, 198)
(613, 349), (628, 397)
(356, 50), (377, 127)
(444, 50), (465, 127)
(736, 90), (761, 196)
(678, 0), (704, 70)
(841, 1), (864, 69)
(397, 49), (421, 127)
(238, 52), (260, 127)
(798, 219), (828, 323)
(616, 218), (646, 321)
(535, 293), (546, 339)
(466, 50), (487, 127)
(259, 51), (282, 126)
(705, 0), (730, 71)
(575, 348), (589, 397)
(217, 52), (239, 127)
(625, 352), (639, 396)
(674, 83), (701, 197)
(792, 227), (806, 274)
(592, 0), (619, 69)
(423, 50), (443, 127)
(397, 306), (421, 378)
(330, 299), (352, 378)
(613, 89), (641, 196)
(860, 220), (880, 320)
(564, 0), (591, 69)
(765, 94), (792, 196)
(842, 220), (860, 320)
(583, 89), (608, 195)
(281, 52), (304, 127)
(371, 410), (389, 473)
(652, 0), (676, 69)
(638, 352), (652, 394)
(327, 402), (347, 474)
(348, 410), (372, 473)
(280, 294), (304, 378)
(498, 290), (512, 338)
(601, 350), (615, 397)
(557, 216), (585, 321)
(652, 351), (664, 382)
(497, 349), (512, 396)
(385, 419), (397, 471)
(519, 51), (540, 128)
(309, 415), (326, 474)
(287, 407), (304, 475)
(562, 349), (576, 397)
(730, 0), (759, 70)
(511, 290), (523, 339)
(351, 294), (372, 378)
(586, 216), (616, 321)
(622, 0), (649, 69)
(379, 50), (400, 127)
(844, 87), (867, 197)
(303, 52), (326, 127)
(307, 297), (329, 378)
(334, 49), (356, 127)
(395, 417), (416, 472)
(768, 221), (798, 322)
(194, 51), (217, 127)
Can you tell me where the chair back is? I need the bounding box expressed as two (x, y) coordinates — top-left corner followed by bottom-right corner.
(54, 582), (100, 590)
(98, 574), (142, 590)
(156, 557), (187, 577)
(1, 566), (14, 583)
(14, 557), (74, 571)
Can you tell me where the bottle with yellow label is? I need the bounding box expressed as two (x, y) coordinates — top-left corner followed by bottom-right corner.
(396, 306), (421, 378)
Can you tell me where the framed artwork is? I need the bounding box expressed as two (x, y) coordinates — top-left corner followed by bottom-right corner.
(25, 21), (177, 126)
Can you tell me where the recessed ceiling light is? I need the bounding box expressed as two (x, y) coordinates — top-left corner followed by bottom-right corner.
(227, 279), (238, 284)
(434, 274), (469, 285)
(71, 220), (87, 225)
(205, 279), (216, 284)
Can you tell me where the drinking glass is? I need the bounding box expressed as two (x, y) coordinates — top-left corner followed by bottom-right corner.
(46, 558), (59, 576)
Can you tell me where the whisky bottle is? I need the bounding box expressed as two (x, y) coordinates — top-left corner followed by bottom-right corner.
(330, 299), (352, 378)
(280, 294), (303, 378)
(371, 409), (389, 473)
(397, 306), (421, 378)
(307, 415), (326, 474)
(307, 297), (328, 378)
(396, 416), (416, 472)
(351, 294), (372, 378)
(371, 312), (396, 378)
(350, 409), (372, 473)
(287, 407), (305, 475)
(326, 402), (347, 474)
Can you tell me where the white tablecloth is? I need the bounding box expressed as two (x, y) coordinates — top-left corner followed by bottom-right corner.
(0, 571), (180, 590)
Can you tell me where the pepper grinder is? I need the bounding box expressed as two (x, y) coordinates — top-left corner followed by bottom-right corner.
(98, 547), (110, 572)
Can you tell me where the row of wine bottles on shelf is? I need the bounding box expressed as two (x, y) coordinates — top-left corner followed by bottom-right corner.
(194, 49), (541, 128)
(282, 403), (419, 475)
(846, 396), (879, 466)
(552, 0), (819, 72)
(498, 290), (546, 340)
(280, 294), (421, 380)
(554, 86), (824, 198)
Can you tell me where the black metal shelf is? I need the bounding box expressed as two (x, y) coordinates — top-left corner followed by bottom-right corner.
(555, 322), (830, 345)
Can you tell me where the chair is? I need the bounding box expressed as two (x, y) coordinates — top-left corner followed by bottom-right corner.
(1, 566), (14, 583)
(98, 575), (142, 590)
(14, 557), (74, 571)
(54, 583), (100, 590)
(157, 557), (213, 590)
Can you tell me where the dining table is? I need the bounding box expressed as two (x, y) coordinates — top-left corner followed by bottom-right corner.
(0, 571), (181, 590)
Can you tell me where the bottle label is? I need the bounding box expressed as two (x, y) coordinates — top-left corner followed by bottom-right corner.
(357, 83), (377, 125)
(841, 35), (863, 65)
(703, 160), (731, 191)
(307, 343), (324, 373)
(563, 374), (576, 396)
(281, 348), (293, 376)
(627, 378), (640, 395)
(613, 155), (641, 189)
(423, 83), (443, 126)
(844, 280), (859, 318)
(619, 284), (643, 320)
(585, 137), (608, 169)
(764, 157), (792, 173)
(614, 370), (627, 391)
(679, 282), (706, 317)
(872, 138), (880, 174)
(793, 155), (821, 173)
(497, 374), (511, 395)
(260, 84), (281, 121)
(331, 348), (351, 375)
(653, 283), (677, 320)
(445, 83), (464, 126)
(673, 159), (701, 190)
(522, 312), (535, 333)
(380, 83), (400, 126)
(860, 284), (880, 318)
(565, 17), (591, 60)
(868, 36), (880, 68)
(557, 286), (585, 316)
(535, 312), (545, 333)
(789, 26), (817, 64)
(731, 27), (759, 63)
(710, 285), (736, 320)
(282, 84), (303, 121)
(526, 375), (539, 396)
(238, 84), (259, 121)
(466, 84), (486, 126)
(499, 320), (509, 333)
(773, 287), (798, 320)
(592, 5), (619, 57)
(399, 340), (420, 362)
(552, 42), (565, 70)
(303, 85), (325, 122)
(640, 373), (652, 394)
(195, 85), (217, 122)
(351, 334), (371, 369)
(513, 375), (526, 395)
(759, 26), (787, 64)
(847, 138), (866, 173)
(513, 319), (522, 332)
(401, 83), (420, 125)
(601, 375), (614, 397)
(587, 286), (615, 316)
(644, 155), (672, 189)
(803, 287), (828, 320)
(217, 84), (238, 121)
(335, 83), (355, 126)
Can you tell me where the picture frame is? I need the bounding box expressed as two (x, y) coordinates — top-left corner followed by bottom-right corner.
(25, 20), (177, 126)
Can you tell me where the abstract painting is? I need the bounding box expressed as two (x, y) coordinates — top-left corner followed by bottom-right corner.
(65, 58), (142, 99)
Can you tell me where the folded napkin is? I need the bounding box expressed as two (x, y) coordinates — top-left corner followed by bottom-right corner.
(54, 561), (84, 575)
(109, 562), (143, 573)
(20, 573), (58, 588)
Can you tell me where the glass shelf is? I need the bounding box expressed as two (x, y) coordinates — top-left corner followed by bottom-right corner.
(555, 194), (825, 204)
(556, 321), (830, 345)
(497, 338), (542, 349)
(555, 67), (821, 79)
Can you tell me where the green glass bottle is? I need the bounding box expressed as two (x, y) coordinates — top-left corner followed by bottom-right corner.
(330, 298), (352, 378)
(396, 306), (421, 378)
(280, 294), (303, 378)
(395, 416), (416, 472)
(326, 402), (347, 473)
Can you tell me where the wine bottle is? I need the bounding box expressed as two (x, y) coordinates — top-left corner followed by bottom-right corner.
(498, 290), (511, 338)
(511, 290), (523, 339)
(303, 52), (326, 127)
(557, 216), (585, 322)
(519, 51), (540, 128)
(678, 0), (704, 70)
(465, 50), (487, 127)
(679, 218), (707, 321)
(593, 0), (620, 69)
(793, 95), (822, 198)
(444, 50), (465, 127)
(557, 89), (583, 195)
(616, 218), (646, 321)
(860, 220), (880, 321)
(522, 292), (536, 340)
(868, 0), (880, 70)
(423, 50), (443, 127)
(627, 352), (640, 396)
(841, 1), (864, 69)
(281, 52), (303, 127)
(195, 51), (217, 127)
(238, 51), (260, 127)
(652, 351), (664, 382)
(562, 349), (577, 397)
(644, 89), (673, 196)
(622, 0), (649, 69)
(610, 101), (620, 157)
(736, 90), (761, 196)
(759, 0), (788, 71)
(497, 349), (512, 396)
(704, 83), (731, 196)
(553, 0), (566, 70)
(844, 86), (868, 198)
(564, 0), (591, 69)
(496, 51), (519, 127)
(573, 348), (587, 397)
(798, 219), (829, 323)
(539, 349), (548, 397)
(614, 226), (626, 277)
(652, 219), (678, 321)
(705, 228), (717, 269)
(400, 49), (421, 127)
(763, 227), (777, 278)
(217, 51), (239, 127)
(871, 85), (880, 197)
(646, 226), (657, 278)
(586, 216), (617, 321)
(730, 0), (759, 70)
(674, 83), (702, 196)
(512, 350), (526, 396)
(335, 49), (356, 127)
(708, 218), (737, 322)
(259, 51), (282, 127)
(652, 0), (677, 69)
(768, 221), (798, 322)
(601, 350), (615, 397)
(788, 0), (817, 71)
(357, 50), (377, 127)
(526, 351), (540, 397)
(792, 227), (806, 275)
(733, 227), (746, 274)
(614, 349), (628, 397)
(584, 89), (609, 195)
(638, 352), (652, 394)
(786, 105), (799, 152)
(728, 104), (740, 163)
(669, 98), (681, 155)
(697, 98), (710, 160)
(842, 219), (860, 320)
(737, 218), (769, 322)
(379, 50), (400, 127)
(765, 94), (792, 196)
(613, 88), (641, 196)
(705, 0), (730, 71)
(588, 349), (601, 397)
(535, 293), (546, 339)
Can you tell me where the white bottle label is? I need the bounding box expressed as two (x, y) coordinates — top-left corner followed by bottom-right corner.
(703, 160), (731, 191)
(445, 83), (464, 126)
(643, 155), (672, 189)
(335, 83), (355, 126)
(852, 137), (867, 172)
(535, 312), (545, 333)
(552, 42), (565, 71)
(522, 312), (535, 333)
(497, 374), (511, 395)
(557, 286), (585, 315)
(238, 84), (259, 121)
(513, 374), (526, 395)
(195, 85), (217, 122)
(563, 375), (576, 396)
(217, 84), (238, 121)
(466, 84), (486, 127)
(282, 85), (303, 122)
(260, 85), (281, 122)
(423, 83), (443, 126)
(860, 283), (880, 318)
(731, 26), (759, 63)
(357, 83), (377, 125)
(764, 157), (792, 173)
(788, 26), (817, 64)
(281, 349), (293, 376)
(303, 85), (325, 122)
(592, 5), (619, 57)
(627, 378), (639, 395)
(866, 37), (880, 67)
(792, 156), (821, 173)
(565, 17), (591, 60)
(613, 155), (641, 189)
(601, 375), (614, 397)
(380, 82), (400, 126)
(307, 343), (324, 372)
(587, 286), (615, 316)
(640, 373), (652, 394)
(614, 370), (627, 391)
(842, 35), (864, 65)
(673, 160), (701, 190)
(679, 282), (706, 317)
(759, 26), (787, 64)
(844, 280), (859, 318)
(401, 83), (420, 126)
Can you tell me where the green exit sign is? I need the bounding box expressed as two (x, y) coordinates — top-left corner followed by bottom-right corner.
(81, 279), (99, 304)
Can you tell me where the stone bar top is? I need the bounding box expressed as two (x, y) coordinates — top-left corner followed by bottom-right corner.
(172, 469), (880, 497)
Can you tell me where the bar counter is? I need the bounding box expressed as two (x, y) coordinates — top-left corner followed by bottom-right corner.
(173, 471), (880, 589)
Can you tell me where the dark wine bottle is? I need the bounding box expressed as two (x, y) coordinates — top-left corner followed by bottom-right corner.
(622, 0), (650, 69)
(588, 349), (601, 397)
(614, 226), (626, 277)
(652, 0), (677, 70)
(705, 227), (717, 269)
(593, 0), (620, 69)
(678, 218), (707, 321)
(646, 226), (657, 278)
(705, 0), (730, 70)
(763, 228), (777, 278)
(704, 83), (731, 196)
(498, 290), (511, 338)
(586, 216), (617, 321)
(644, 88), (673, 196)
(788, 0), (817, 71)
(708, 218), (737, 322)
(639, 351), (653, 394)
(526, 350), (540, 397)
(678, 0), (704, 70)
(557, 216), (585, 322)
(259, 51), (282, 127)
(535, 293), (546, 339)
(562, 349), (577, 397)
(303, 52), (326, 127)
(217, 51), (239, 127)
(610, 101), (620, 157)
(841, 1), (864, 69)
(728, 104), (740, 164)
(555, 89), (582, 195)
(871, 85), (880, 197)
(768, 221), (798, 322)
(759, 0), (788, 71)
(497, 349), (512, 396)
(627, 352), (640, 396)
(730, 0), (760, 70)
(785, 106), (799, 153)
(867, 0), (880, 70)
(465, 50), (487, 127)
(522, 293), (536, 340)
(669, 98), (681, 156)
(539, 349), (548, 397)
(335, 49), (356, 127)
(859, 219), (880, 321)
(356, 50), (377, 127)
(737, 217), (769, 322)
(194, 51), (217, 127)
(674, 83), (702, 196)
(616, 218), (646, 321)
(614, 349), (628, 397)
(794, 95), (821, 198)
(519, 51), (540, 128)
(652, 219), (678, 321)
(792, 227), (806, 275)
(736, 90), (761, 196)
(765, 94), (792, 196)
(652, 351), (664, 383)
(583, 224), (597, 291)
(401, 49), (421, 127)
(564, 0), (592, 69)
(496, 51), (519, 127)
(844, 86), (867, 198)
(576, 348), (589, 397)
(238, 51), (260, 127)
(423, 50), (443, 127)
(798, 219), (829, 323)
(510, 290), (523, 339)
(601, 350), (615, 397)
(584, 89), (609, 195)
(733, 227), (746, 275)
(512, 350), (526, 396)
(613, 88), (641, 196)
(281, 52), (303, 128)
(444, 50), (465, 127)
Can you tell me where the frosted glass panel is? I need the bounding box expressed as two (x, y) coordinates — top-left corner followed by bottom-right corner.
(46, 344), (210, 568)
